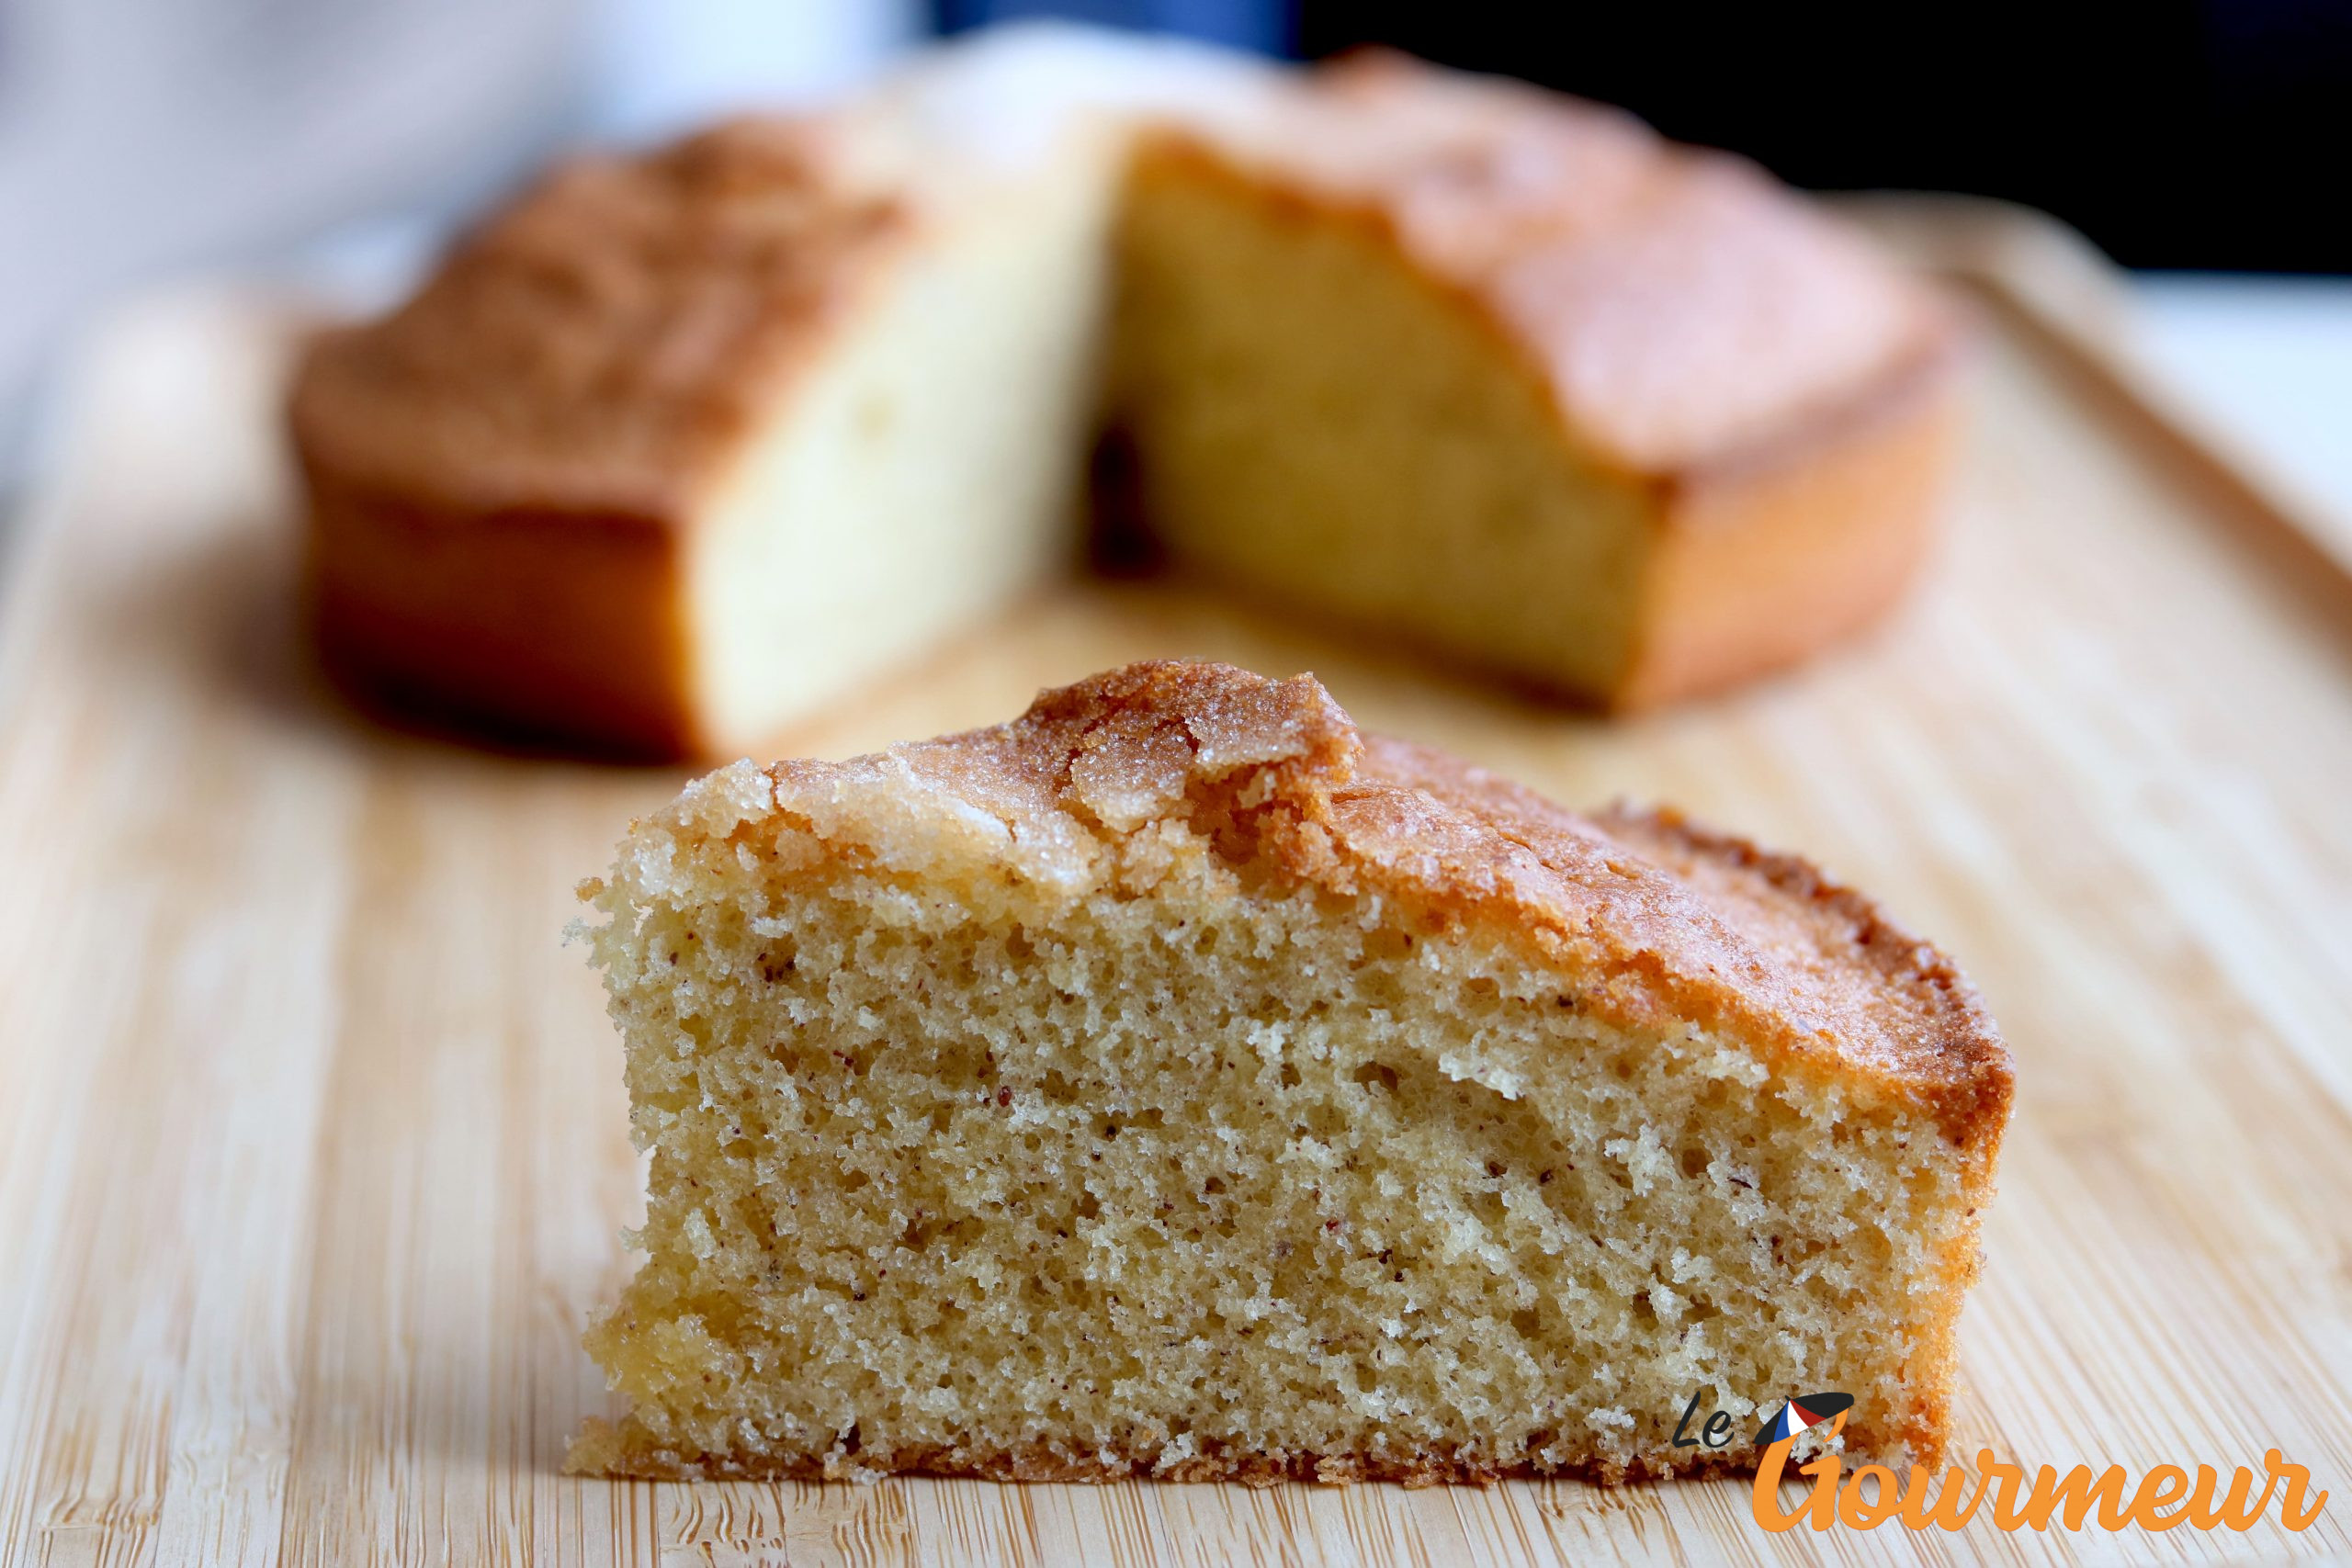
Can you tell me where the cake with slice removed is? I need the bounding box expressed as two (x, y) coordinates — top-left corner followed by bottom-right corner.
(290, 30), (1962, 760)
(569, 660), (2011, 1483)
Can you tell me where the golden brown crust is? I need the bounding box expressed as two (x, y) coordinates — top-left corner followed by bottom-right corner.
(1145, 51), (1961, 481)
(289, 117), (910, 520)
(831, 660), (2011, 1151)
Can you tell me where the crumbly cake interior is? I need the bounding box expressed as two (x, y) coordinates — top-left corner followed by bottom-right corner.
(575, 763), (1973, 1483)
(1109, 150), (1653, 700)
(686, 150), (1113, 749)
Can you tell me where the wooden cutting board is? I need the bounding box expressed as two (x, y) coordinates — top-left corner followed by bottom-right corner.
(2, 203), (2347, 1566)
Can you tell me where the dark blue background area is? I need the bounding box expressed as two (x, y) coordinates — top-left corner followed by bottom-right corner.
(934, 0), (1290, 56)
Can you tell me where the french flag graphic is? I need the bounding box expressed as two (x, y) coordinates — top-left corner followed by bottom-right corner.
(1753, 1392), (1856, 1448)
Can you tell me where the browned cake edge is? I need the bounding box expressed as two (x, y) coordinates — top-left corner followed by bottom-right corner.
(1623, 341), (1964, 708)
(567, 1424), (1789, 1487)
(296, 454), (700, 758)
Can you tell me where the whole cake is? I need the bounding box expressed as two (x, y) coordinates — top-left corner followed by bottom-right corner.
(570, 660), (2011, 1483)
(290, 33), (1962, 760)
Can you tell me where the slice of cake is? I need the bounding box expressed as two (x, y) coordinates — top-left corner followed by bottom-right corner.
(571, 660), (2011, 1483)
(290, 32), (1960, 760)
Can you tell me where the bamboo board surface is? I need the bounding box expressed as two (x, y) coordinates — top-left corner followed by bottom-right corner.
(2, 213), (2349, 1565)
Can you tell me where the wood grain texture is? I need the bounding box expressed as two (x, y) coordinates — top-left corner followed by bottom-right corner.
(3, 218), (2349, 1564)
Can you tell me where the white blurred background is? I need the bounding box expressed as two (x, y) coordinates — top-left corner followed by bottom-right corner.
(0, 0), (926, 491)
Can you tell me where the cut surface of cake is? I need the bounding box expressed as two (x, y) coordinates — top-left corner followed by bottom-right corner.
(292, 31), (1962, 760)
(1110, 54), (1961, 708)
(291, 100), (1120, 757)
(571, 660), (2011, 1483)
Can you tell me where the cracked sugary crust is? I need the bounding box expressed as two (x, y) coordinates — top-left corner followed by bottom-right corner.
(826, 660), (2011, 1149)
(577, 660), (2010, 1485)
